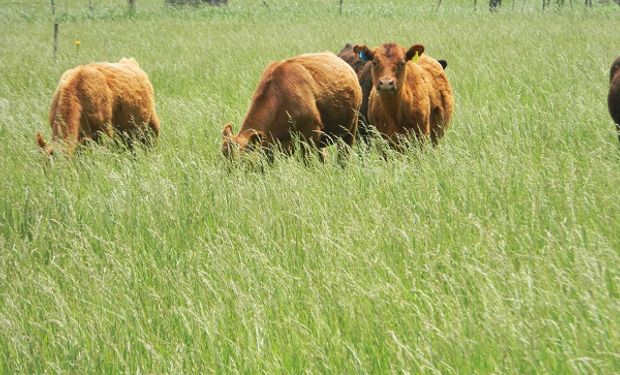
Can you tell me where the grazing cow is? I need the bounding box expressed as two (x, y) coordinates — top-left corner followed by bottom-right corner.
(222, 52), (362, 161)
(352, 42), (454, 148)
(337, 43), (447, 141)
(609, 56), (620, 142)
(36, 58), (160, 155)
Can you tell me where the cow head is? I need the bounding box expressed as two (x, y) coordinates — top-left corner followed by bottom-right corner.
(221, 123), (265, 159)
(353, 43), (425, 95)
(611, 56), (620, 84)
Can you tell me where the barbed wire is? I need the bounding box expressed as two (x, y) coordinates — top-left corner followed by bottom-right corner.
(0, 1), (163, 5)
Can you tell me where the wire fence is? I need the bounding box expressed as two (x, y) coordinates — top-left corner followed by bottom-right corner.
(0, 0), (617, 16)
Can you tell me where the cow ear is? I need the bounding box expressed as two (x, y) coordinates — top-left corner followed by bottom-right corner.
(406, 44), (425, 62)
(353, 44), (373, 62)
(222, 123), (234, 138)
(248, 130), (264, 146)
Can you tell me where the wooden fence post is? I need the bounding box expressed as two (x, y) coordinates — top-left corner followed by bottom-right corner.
(51, 0), (57, 62)
(339, 0), (343, 15)
(53, 23), (59, 62)
(128, 0), (135, 11)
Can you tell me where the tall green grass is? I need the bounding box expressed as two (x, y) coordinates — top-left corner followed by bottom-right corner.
(1, 1), (619, 373)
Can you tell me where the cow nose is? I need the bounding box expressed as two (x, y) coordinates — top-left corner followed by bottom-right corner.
(377, 78), (396, 92)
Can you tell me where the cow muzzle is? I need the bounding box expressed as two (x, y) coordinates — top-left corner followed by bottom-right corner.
(377, 78), (396, 93)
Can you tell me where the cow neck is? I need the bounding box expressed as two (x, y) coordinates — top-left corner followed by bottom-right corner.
(377, 85), (408, 114)
(239, 95), (276, 134)
(239, 109), (269, 134)
(239, 78), (281, 135)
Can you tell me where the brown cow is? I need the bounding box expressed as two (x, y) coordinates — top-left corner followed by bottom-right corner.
(352, 42), (454, 148)
(337, 43), (447, 142)
(222, 52), (362, 161)
(36, 58), (160, 155)
(608, 56), (620, 142)
(337, 44), (374, 140)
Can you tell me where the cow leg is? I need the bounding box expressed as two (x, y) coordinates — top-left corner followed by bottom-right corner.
(299, 140), (324, 164)
(82, 108), (113, 150)
(56, 104), (82, 156)
(407, 114), (432, 150)
(321, 101), (358, 164)
(302, 127), (328, 163)
(142, 113), (160, 147)
(388, 133), (408, 153)
(430, 128), (441, 146)
(329, 127), (355, 167)
(430, 107), (446, 146)
(297, 110), (326, 163)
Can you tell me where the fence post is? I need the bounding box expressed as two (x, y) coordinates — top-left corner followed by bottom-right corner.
(53, 23), (59, 62)
(128, 0), (135, 11)
(339, 0), (343, 15)
(489, 0), (501, 11)
(51, 0), (57, 62)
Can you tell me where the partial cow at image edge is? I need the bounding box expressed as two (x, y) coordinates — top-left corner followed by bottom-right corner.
(608, 56), (620, 143)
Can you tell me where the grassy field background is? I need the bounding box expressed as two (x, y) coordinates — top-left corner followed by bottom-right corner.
(1, 0), (620, 373)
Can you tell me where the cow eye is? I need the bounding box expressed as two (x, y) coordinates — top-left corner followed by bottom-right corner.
(397, 61), (405, 69)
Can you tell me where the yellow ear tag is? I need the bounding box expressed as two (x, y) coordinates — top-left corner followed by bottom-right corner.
(412, 51), (420, 64)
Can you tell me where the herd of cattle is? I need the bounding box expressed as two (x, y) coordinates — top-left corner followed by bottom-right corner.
(35, 44), (620, 158)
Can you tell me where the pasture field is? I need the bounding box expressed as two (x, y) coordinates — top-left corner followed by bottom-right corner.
(1, 0), (620, 373)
